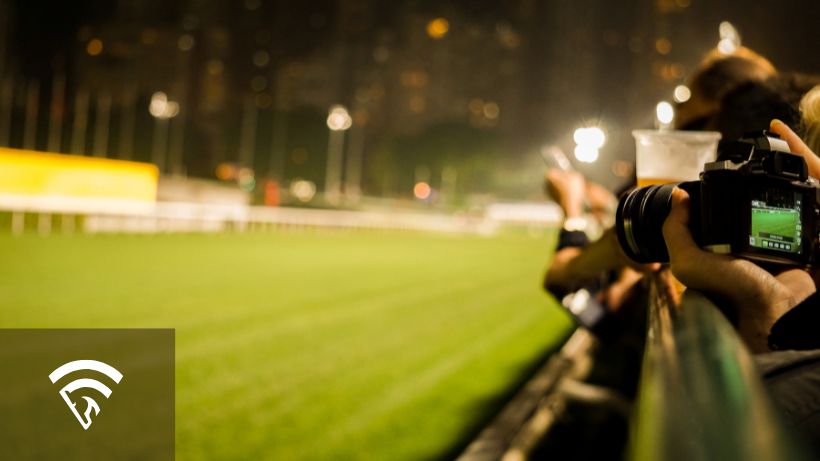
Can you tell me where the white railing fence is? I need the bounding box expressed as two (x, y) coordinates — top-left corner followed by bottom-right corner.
(0, 200), (563, 236)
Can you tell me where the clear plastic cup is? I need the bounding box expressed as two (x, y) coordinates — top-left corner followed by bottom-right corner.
(632, 130), (721, 187)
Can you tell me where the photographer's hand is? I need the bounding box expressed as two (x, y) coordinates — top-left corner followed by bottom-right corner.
(662, 187), (815, 353)
(770, 119), (820, 177)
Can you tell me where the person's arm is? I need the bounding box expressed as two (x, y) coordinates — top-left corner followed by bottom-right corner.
(545, 228), (656, 293)
(585, 180), (617, 220)
(545, 169), (586, 223)
(662, 187), (815, 353)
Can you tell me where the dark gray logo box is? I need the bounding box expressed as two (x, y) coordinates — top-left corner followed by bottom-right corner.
(0, 329), (174, 461)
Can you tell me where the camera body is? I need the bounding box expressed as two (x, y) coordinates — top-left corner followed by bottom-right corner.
(616, 132), (820, 267)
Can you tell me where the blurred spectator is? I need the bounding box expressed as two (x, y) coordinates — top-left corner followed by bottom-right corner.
(544, 48), (780, 311)
(709, 73), (820, 144)
(543, 168), (654, 307)
(800, 84), (820, 154)
(676, 47), (777, 130)
(544, 49), (820, 323)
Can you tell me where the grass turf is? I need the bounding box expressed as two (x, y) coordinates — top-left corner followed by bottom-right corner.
(0, 230), (572, 460)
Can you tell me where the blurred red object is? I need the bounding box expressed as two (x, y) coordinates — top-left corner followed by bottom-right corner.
(264, 180), (280, 207)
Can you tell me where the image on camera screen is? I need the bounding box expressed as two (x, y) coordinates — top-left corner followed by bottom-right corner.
(749, 191), (802, 255)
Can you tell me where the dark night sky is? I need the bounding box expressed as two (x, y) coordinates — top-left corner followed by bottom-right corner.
(3, 0), (820, 196)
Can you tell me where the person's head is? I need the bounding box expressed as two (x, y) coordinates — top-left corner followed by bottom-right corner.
(709, 78), (800, 143)
(800, 84), (820, 154)
(676, 47), (777, 131)
(709, 72), (820, 143)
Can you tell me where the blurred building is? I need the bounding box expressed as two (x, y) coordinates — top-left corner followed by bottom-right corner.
(2, 0), (819, 197)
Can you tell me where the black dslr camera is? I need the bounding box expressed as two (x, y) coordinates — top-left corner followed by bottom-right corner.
(616, 132), (820, 267)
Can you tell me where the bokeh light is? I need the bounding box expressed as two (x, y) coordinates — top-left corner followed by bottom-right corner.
(215, 163), (236, 181)
(413, 181), (432, 199)
(673, 84), (691, 103)
(655, 37), (671, 55)
(656, 101), (674, 124)
(326, 105), (352, 131)
(290, 179), (317, 202)
(574, 145), (599, 163)
(611, 159), (634, 177)
(177, 34), (195, 51)
(483, 102), (500, 120)
(426, 18), (449, 39)
(717, 38), (738, 55)
(238, 168), (255, 191)
(573, 127), (606, 149)
(717, 21), (741, 54)
(149, 92), (180, 119)
(86, 38), (103, 56)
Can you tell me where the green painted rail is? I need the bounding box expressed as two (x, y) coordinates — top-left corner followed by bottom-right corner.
(630, 272), (808, 461)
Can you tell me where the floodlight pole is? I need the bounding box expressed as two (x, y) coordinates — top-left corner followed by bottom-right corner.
(324, 105), (351, 206)
(92, 91), (111, 157)
(151, 116), (169, 171)
(325, 129), (346, 205)
(344, 120), (365, 203)
(0, 77), (12, 147)
(70, 88), (90, 155)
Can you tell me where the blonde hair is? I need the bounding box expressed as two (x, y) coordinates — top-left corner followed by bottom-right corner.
(699, 46), (777, 76)
(801, 85), (820, 155)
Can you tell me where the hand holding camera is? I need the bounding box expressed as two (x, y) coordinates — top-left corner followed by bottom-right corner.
(616, 122), (819, 352)
(662, 186), (814, 352)
(617, 130), (820, 267)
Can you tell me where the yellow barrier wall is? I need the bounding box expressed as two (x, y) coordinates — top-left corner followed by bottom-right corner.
(0, 148), (158, 202)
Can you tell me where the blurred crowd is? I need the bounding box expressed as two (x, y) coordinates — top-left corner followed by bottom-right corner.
(542, 45), (820, 455)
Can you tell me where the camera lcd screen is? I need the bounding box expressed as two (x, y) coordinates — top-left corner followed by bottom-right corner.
(749, 191), (802, 255)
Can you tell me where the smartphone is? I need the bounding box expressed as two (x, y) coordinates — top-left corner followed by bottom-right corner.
(561, 288), (606, 331)
(541, 145), (573, 171)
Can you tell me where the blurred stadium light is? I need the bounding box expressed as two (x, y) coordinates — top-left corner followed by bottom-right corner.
(413, 181), (432, 200)
(673, 85), (691, 103)
(572, 127), (605, 163)
(655, 101), (674, 127)
(717, 21), (741, 55)
(149, 92), (180, 172)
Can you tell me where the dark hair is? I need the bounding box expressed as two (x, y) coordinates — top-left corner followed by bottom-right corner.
(710, 78), (801, 142)
(676, 55), (777, 130)
(689, 56), (775, 103)
(709, 73), (820, 142)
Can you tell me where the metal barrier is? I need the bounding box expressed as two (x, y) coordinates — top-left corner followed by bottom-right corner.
(630, 272), (808, 461)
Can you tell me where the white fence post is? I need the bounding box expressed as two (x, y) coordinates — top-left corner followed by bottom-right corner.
(62, 214), (75, 234)
(11, 211), (24, 236)
(37, 213), (51, 235)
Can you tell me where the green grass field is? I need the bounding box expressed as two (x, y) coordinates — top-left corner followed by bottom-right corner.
(0, 230), (571, 460)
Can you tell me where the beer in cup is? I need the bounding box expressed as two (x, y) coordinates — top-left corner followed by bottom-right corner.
(632, 130), (721, 187)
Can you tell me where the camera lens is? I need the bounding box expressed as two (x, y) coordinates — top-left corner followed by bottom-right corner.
(615, 184), (677, 263)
